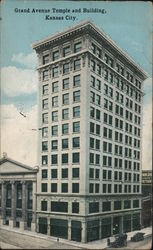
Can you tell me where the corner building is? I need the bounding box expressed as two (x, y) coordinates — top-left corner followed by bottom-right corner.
(32, 21), (148, 242)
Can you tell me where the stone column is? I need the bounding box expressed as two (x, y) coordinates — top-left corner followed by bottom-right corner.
(20, 181), (27, 230)
(68, 219), (71, 241)
(1, 181), (6, 225)
(31, 181), (37, 232)
(10, 181), (16, 228)
(81, 221), (87, 243)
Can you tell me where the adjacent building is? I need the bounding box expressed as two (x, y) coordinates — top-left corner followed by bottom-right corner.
(141, 170), (152, 228)
(0, 154), (38, 231)
(142, 170), (152, 197)
(10, 20), (147, 242)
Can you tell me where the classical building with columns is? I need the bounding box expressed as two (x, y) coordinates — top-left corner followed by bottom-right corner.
(32, 20), (148, 242)
(0, 154), (38, 231)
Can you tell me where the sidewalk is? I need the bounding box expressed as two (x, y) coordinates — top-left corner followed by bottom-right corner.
(0, 225), (152, 249)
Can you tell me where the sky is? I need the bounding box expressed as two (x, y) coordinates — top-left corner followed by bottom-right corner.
(0, 0), (152, 169)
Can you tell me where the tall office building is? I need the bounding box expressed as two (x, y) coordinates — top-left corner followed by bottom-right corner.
(32, 20), (148, 243)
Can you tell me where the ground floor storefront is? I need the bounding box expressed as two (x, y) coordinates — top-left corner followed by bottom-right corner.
(37, 211), (141, 243)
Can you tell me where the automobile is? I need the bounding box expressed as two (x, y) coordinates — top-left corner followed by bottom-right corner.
(110, 233), (127, 248)
(131, 232), (145, 242)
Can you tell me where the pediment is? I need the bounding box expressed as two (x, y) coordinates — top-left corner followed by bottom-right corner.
(0, 158), (37, 174)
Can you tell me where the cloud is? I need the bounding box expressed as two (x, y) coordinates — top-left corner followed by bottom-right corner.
(12, 52), (37, 69)
(1, 66), (37, 97)
(142, 101), (152, 170)
(1, 104), (38, 167)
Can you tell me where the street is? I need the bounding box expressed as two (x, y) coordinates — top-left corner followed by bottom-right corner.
(0, 229), (81, 249)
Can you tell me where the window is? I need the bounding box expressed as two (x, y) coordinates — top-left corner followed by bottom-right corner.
(103, 201), (111, 212)
(73, 137), (80, 148)
(62, 138), (68, 149)
(63, 93), (69, 105)
(42, 155), (48, 165)
(43, 54), (49, 65)
(72, 183), (79, 193)
(97, 64), (101, 75)
(90, 91), (95, 103)
(63, 46), (71, 57)
(52, 50), (59, 61)
(72, 168), (80, 178)
(114, 201), (121, 210)
(96, 95), (101, 105)
(41, 201), (47, 211)
(42, 141), (48, 151)
(133, 199), (139, 208)
(73, 75), (80, 87)
(124, 200), (131, 209)
(73, 91), (80, 102)
(52, 67), (58, 77)
(52, 125), (58, 136)
(103, 184), (106, 193)
(73, 106), (80, 118)
(74, 42), (82, 53)
(72, 202), (79, 213)
(72, 153), (80, 163)
(74, 59), (81, 70)
(62, 168), (68, 178)
(52, 81), (58, 93)
(89, 202), (99, 213)
(62, 109), (69, 120)
(73, 122), (80, 133)
(96, 109), (100, 120)
(42, 113), (48, 123)
(96, 79), (101, 91)
(52, 111), (58, 122)
(51, 183), (57, 192)
(62, 154), (68, 164)
(89, 182), (94, 194)
(42, 127), (48, 137)
(63, 78), (69, 90)
(51, 201), (68, 213)
(51, 169), (57, 179)
(63, 63), (69, 74)
(52, 96), (58, 107)
(51, 154), (58, 165)
(61, 183), (68, 193)
(90, 153), (94, 164)
(96, 169), (99, 179)
(91, 60), (96, 71)
(62, 123), (69, 134)
(95, 183), (99, 193)
(41, 183), (47, 192)
(89, 168), (94, 179)
(91, 75), (95, 88)
(42, 84), (48, 95)
(42, 170), (48, 179)
(43, 70), (48, 81)
(51, 140), (58, 150)
(90, 122), (94, 133)
(91, 43), (96, 53)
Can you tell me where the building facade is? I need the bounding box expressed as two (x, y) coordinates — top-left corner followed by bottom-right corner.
(142, 170), (152, 197)
(32, 21), (148, 242)
(0, 154), (38, 231)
